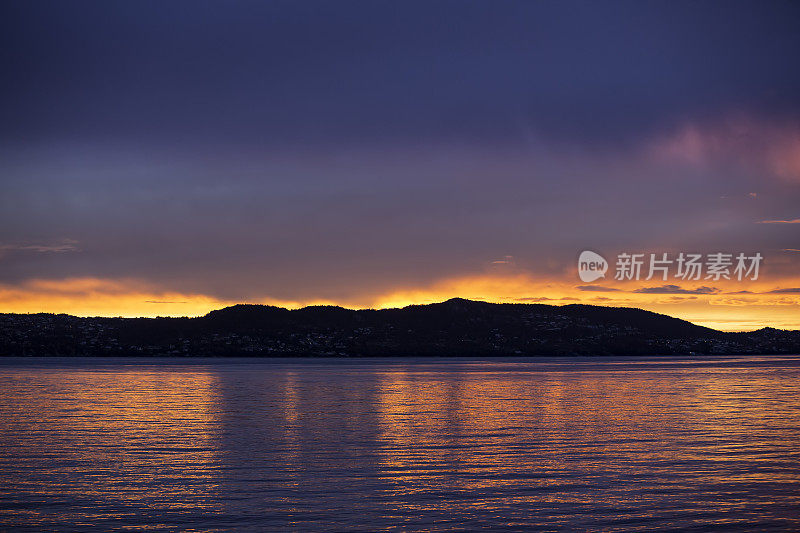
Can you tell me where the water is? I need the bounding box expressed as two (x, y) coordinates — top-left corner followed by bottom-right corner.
(1, 356), (799, 531)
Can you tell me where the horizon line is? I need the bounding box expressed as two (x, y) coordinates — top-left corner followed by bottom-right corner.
(1, 298), (790, 333)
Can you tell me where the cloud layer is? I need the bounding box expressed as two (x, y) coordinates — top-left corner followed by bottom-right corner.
(0, 1), (799, 329)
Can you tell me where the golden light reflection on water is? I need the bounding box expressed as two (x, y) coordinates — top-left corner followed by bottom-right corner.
(1, 358), (799, 531)
(373, 361), (800, 526)
(0, 367), (225, 529)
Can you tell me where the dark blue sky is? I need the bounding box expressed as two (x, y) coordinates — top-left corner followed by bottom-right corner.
(3, 0), (799, 147)
(0, 0), (799, 321)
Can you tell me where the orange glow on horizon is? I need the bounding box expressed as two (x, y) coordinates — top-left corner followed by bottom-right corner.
(0, 274), (798, 331)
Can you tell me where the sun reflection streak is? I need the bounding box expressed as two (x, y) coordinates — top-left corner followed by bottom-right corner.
(372, 361), (800, 525)
(0, 367), (226, 528)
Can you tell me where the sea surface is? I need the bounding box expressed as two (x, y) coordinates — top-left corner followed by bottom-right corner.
(0, 356), (799, 531)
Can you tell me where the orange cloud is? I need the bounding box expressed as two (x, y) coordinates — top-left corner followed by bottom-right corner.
(758, 219), (800, 224)
(368, 273), (800, 331)
(0, 278), (231, 317)
(1, 272), (799, 332)
(0, 277), (347, 317)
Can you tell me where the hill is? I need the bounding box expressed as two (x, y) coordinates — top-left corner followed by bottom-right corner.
(0, 298), (798, 356)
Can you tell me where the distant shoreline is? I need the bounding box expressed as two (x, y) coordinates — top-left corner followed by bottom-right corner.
(2, 299), (799, 358)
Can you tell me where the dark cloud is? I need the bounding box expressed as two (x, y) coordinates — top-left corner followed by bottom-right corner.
(2, 1), (800, 148)
(726, 288), (800, 295)
(0, 240), (79, 253)
(634, 285), (720, 295)
(767, 288), (800, 294)
(577, 286), (622, 292)
(0, 1), (799, 303)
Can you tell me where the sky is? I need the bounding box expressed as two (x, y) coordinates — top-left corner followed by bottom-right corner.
(1, 0), (799, 330)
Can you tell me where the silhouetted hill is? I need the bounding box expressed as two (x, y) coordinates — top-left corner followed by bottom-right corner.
(0, 299), (798, 356)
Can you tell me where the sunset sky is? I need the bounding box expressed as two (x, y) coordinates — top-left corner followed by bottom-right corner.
(1, 0), (799, 330)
